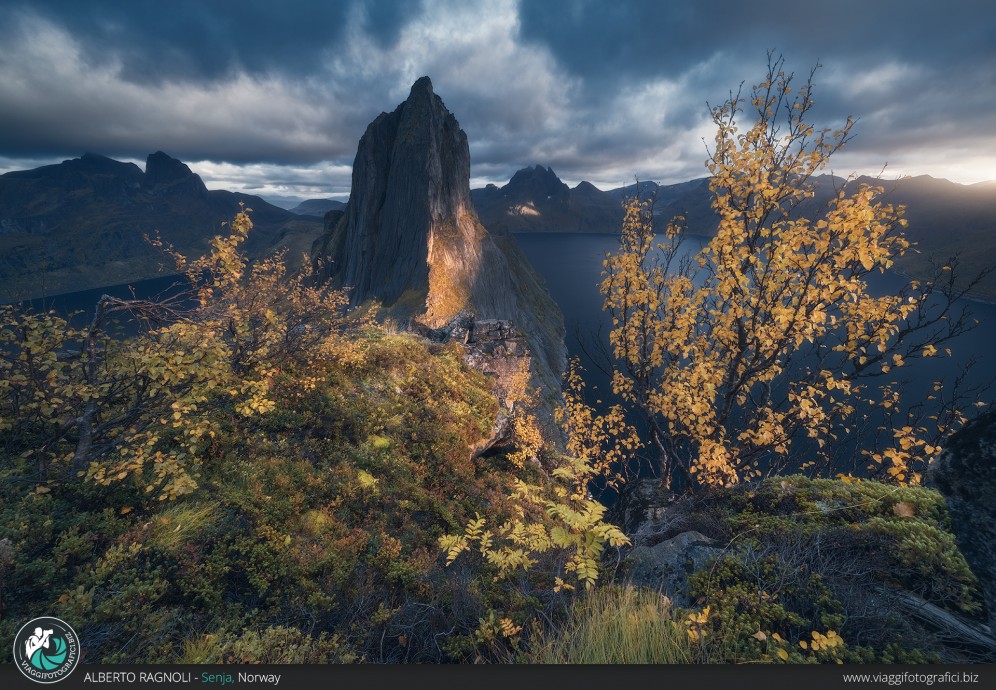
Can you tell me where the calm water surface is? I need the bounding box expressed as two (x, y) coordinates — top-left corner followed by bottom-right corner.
(514, 232), (996, 415)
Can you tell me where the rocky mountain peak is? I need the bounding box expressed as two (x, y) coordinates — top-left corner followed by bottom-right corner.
(507, 165), (570, 199)
(68, 153), (144, 180)
(473, 164), (621, 234)
(314, 77), (565, 407)
(409, 75), (435, 98)
(316, 76), (485, 325)
(143, 151), (206, 194)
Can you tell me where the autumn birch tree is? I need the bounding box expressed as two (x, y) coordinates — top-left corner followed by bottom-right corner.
(602, 54), (982, 493)
(1, 208), (353, 500)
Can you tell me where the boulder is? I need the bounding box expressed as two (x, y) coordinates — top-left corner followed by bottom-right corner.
(622, 530), (722, 608)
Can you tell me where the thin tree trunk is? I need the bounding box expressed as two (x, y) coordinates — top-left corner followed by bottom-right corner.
(71, 296), (109, 476)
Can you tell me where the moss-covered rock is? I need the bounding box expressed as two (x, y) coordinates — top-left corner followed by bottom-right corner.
(618, 475), (992, 663)
(928, 410), (996, 630)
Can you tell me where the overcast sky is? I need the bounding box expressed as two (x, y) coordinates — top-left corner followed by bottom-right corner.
(1, 0), (993, 206)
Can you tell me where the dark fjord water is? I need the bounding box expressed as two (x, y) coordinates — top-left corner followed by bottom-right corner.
(513, 232), (996, 419)
(13, 274), (188, 318)
(12, 235), (996, 411)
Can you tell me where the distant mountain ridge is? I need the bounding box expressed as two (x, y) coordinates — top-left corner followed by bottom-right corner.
(289, 198), (346, 216)
(471, 166), (720, 235)
(472, 167), (996, 300)
(0, 152), (323, 303)
(4, 149), (994, 303)
(472, 164), (622, 234)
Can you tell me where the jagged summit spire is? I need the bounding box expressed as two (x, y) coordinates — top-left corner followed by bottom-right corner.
(316, 74), (474, 322)
(313, 78), (566, 394)
(409, 75), (434, 97)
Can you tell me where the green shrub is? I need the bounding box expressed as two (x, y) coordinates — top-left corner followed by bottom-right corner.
(178, 626), (355, 664)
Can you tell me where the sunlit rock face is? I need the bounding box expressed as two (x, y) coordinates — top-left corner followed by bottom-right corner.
(315, 77), (566, 401)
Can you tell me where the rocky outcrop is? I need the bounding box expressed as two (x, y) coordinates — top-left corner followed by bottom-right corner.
(928, 411), (996, 630)
(414, 312), (533, 456)
(623, 531), (722, 608)
(615, 475), (995, 661)
(314, 77), (566, 407)
(416, 312), (531, 406)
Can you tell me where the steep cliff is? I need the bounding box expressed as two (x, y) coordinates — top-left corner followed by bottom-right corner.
(929, 411), (996, 631)
(315, 78), (566, 400)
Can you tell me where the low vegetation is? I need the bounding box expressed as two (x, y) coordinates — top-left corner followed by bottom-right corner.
(526, 586), (692, 664)
(0, 208), (629, 663)
(678, 476), (983, 663)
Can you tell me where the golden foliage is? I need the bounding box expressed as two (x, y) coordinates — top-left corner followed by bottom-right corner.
(685, 606), (711, 642)
(556, 358), (641, 493)
(505, 358), (545, 468)
(1, 206), (354, 500)
(601, 55), (974, 491)
(440, 360), (632, 590)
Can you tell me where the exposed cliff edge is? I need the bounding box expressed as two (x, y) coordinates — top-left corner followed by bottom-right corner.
(929, 410), (996, 631)
(314, 77), (566, 404)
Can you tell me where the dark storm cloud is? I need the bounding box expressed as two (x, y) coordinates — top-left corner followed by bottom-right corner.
(516, 0), (996, 131)
(517, 0), (992, 85)
(0, 0), (428, 166)
(0, 0), (993, 201)
(514, 0), (996, 181)
(12, 0), (417, 83)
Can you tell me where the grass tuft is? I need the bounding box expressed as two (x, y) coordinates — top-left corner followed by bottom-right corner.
(526, 586), (693, 664)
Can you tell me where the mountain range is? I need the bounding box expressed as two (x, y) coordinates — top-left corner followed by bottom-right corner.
(289, 198), (346, 216)
(0, 152), (322, 303)
(2, 145), (995, 305)
(472, 166), (996, 300)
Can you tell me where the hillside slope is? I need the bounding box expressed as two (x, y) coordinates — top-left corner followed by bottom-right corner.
(0, 152), (322, 302)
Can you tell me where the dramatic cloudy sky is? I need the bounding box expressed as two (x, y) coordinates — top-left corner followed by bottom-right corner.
(1, 0), (993, 206)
